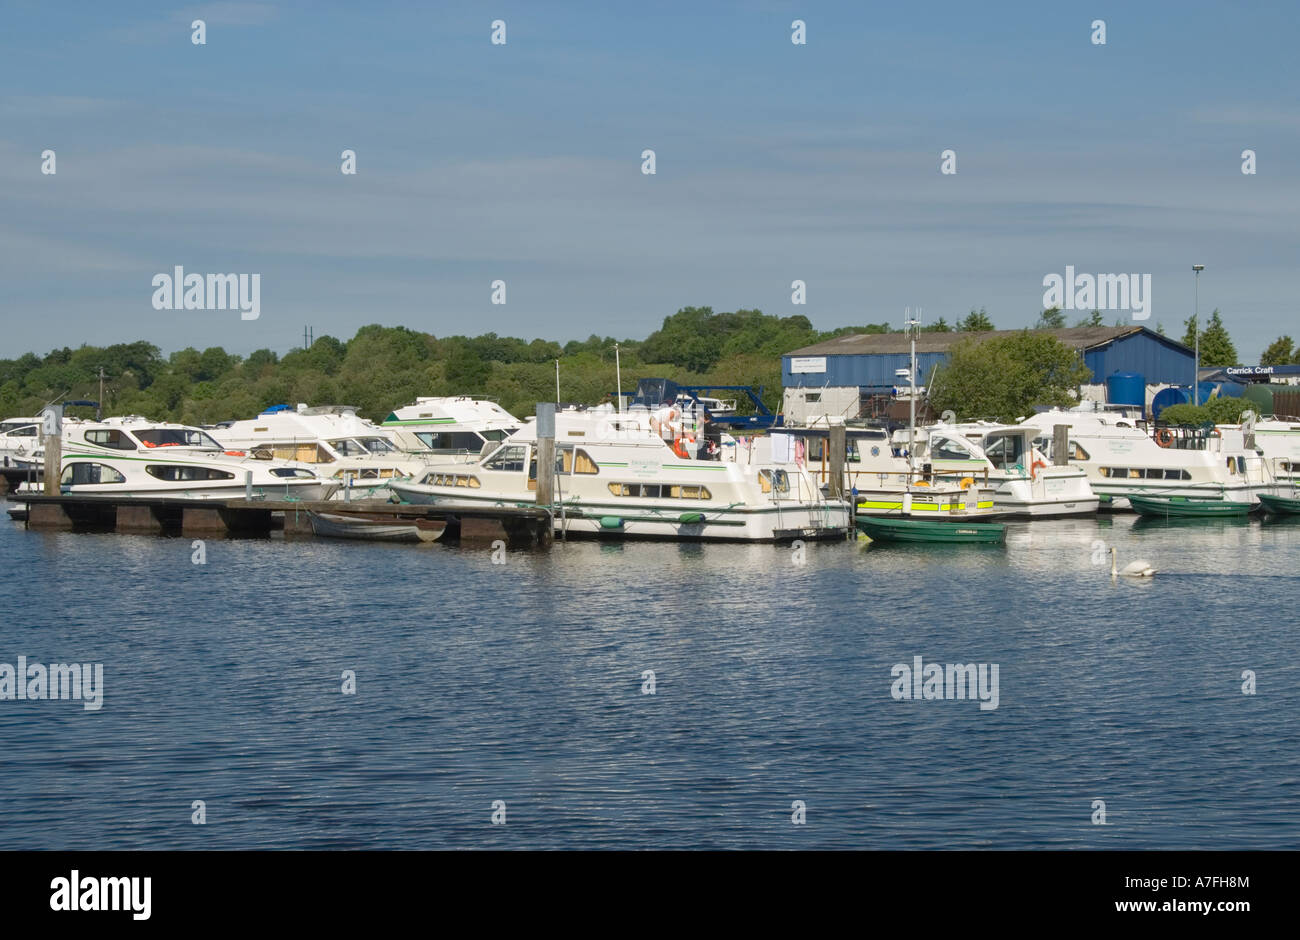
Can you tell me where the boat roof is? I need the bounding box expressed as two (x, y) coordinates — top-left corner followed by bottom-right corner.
(220, 407), (392, 439)
(384, 396), (519, 428)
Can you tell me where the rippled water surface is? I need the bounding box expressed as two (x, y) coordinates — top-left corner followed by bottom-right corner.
(2, 499), (1298, 849)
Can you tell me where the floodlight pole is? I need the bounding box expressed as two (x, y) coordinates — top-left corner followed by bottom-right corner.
(1192, 264), (1204, 405)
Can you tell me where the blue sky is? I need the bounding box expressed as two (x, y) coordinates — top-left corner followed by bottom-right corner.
(2, 0), (1297, 360)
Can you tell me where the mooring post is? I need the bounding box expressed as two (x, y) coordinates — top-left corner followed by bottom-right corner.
(828, 424), (846, 502)
(41, 405), (62, 496)
(1053, 424), (1069, 466)
(245, 470), (253, 499)
(535, 402), (556, 548)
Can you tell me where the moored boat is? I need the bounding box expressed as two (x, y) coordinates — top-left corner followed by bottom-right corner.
(390, 410), (851, 542)
(856, 515), (1007, 544)
(1257, 492), (1300, 515)
(308, 510), (445, 542)
(1127, 494), (1254, 517)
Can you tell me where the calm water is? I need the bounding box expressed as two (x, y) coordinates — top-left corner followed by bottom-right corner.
(1, 498), (1298, 850)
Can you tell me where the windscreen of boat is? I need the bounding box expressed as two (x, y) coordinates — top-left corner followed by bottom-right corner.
(483, 444), (528, 472)
(416, 430), (490, 452)
(1, 423), (37, 436)
(330, 437), (397, 456)
(982, 433), (1027, 470)
(929, 435), (977, 461)
(134, 428), (222, 449)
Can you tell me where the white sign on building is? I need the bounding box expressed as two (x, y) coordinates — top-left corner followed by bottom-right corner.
(790, 356), (827, 374)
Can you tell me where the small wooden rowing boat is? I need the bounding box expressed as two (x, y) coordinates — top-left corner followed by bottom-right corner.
(856, 515), (1006, 544)
(308, 511), (445, 543)
(1127, 495), (1253, 517)
(1257, 492), (1300, 515)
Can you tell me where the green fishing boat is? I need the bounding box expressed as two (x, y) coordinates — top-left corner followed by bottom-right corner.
(856, 515), (1006, 544)
(1257, 492), (1300, 515)
(1127, 494), (1254, 517)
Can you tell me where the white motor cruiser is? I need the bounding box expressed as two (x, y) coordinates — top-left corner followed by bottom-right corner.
(380, 396), (521, 460)
(1019, 409), (1269, 509)
(390, 410), (850, 541)
(213, 404), (428, 496)
(17, 416), (329, 500)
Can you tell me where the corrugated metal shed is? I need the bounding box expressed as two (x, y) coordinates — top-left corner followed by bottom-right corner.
(783, 326), (1194, 390)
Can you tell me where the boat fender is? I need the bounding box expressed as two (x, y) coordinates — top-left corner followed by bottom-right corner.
(599, 516), (624, 529)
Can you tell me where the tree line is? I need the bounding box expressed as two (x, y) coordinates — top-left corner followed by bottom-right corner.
(0, 304), (1251, 426)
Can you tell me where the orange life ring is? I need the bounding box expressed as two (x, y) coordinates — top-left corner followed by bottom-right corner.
(1030, 459), (1047, 480)
(1208, 428), (1221, 437)
(672, 437), (691, 459)
(959, 476), (975, 489)
(913, 480), (930, 487)
(224, 450), (245, 457)
(1155, 428), (1174, 448)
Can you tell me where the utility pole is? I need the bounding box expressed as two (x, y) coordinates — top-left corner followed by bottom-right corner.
(97, 366), (106, 420)
(615, 343), (623, 414)
(1192, 265), (1204, 405)
(555, 359), (561, 404)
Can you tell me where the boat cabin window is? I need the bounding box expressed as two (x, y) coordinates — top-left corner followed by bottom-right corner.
(328, 438), (368, 456)
(134, 428), (221, 449)
(484, 445), (528, 472)
(83, 428), (137, 450)
(333, 467), (401, 480)
(608, 483), (712, 499)
(415, 430), (488, 452)
(421, 471), (481, 488)
(759, 469), (791, 494)
(558, 448), (599, 474)
(929, 436), (974, 461)
(270, 467), (316, 478)
(982, 434), (1026, 469)
(146, 464), (236, 481)
(1098, 467), (1191, 480)
(254, 443), (333, 463)
(1034, 436), (1090, 461)
(60, 462), (126, 485)
(2, 424), (37, 436)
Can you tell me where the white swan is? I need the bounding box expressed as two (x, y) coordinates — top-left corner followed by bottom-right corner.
(1111, 547), (1156, 578)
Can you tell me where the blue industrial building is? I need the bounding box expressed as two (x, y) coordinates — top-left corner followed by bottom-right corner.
(782, 326), (1195, 394)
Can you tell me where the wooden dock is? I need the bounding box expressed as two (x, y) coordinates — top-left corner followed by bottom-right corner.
(6, 493), (554, 547)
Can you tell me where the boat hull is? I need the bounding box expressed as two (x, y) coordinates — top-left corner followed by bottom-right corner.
(1128, 495), (1254, 517)
(391, 481), (850, 542)
(309, 511), (445, 542)
(1257, 492), (1300, 515)
(856, 516), (1006, 543)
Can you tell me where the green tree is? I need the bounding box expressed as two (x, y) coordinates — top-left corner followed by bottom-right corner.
(1181, 309), (1238, 367)
(1159, 397), (1257, 426)
(956, 307), (994, 332)
(1260, 336), (1294, 367)
(929, 331), (1091, 421)
(1035, 306), (1066, 329)
(1074, 309), (1105, 327)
